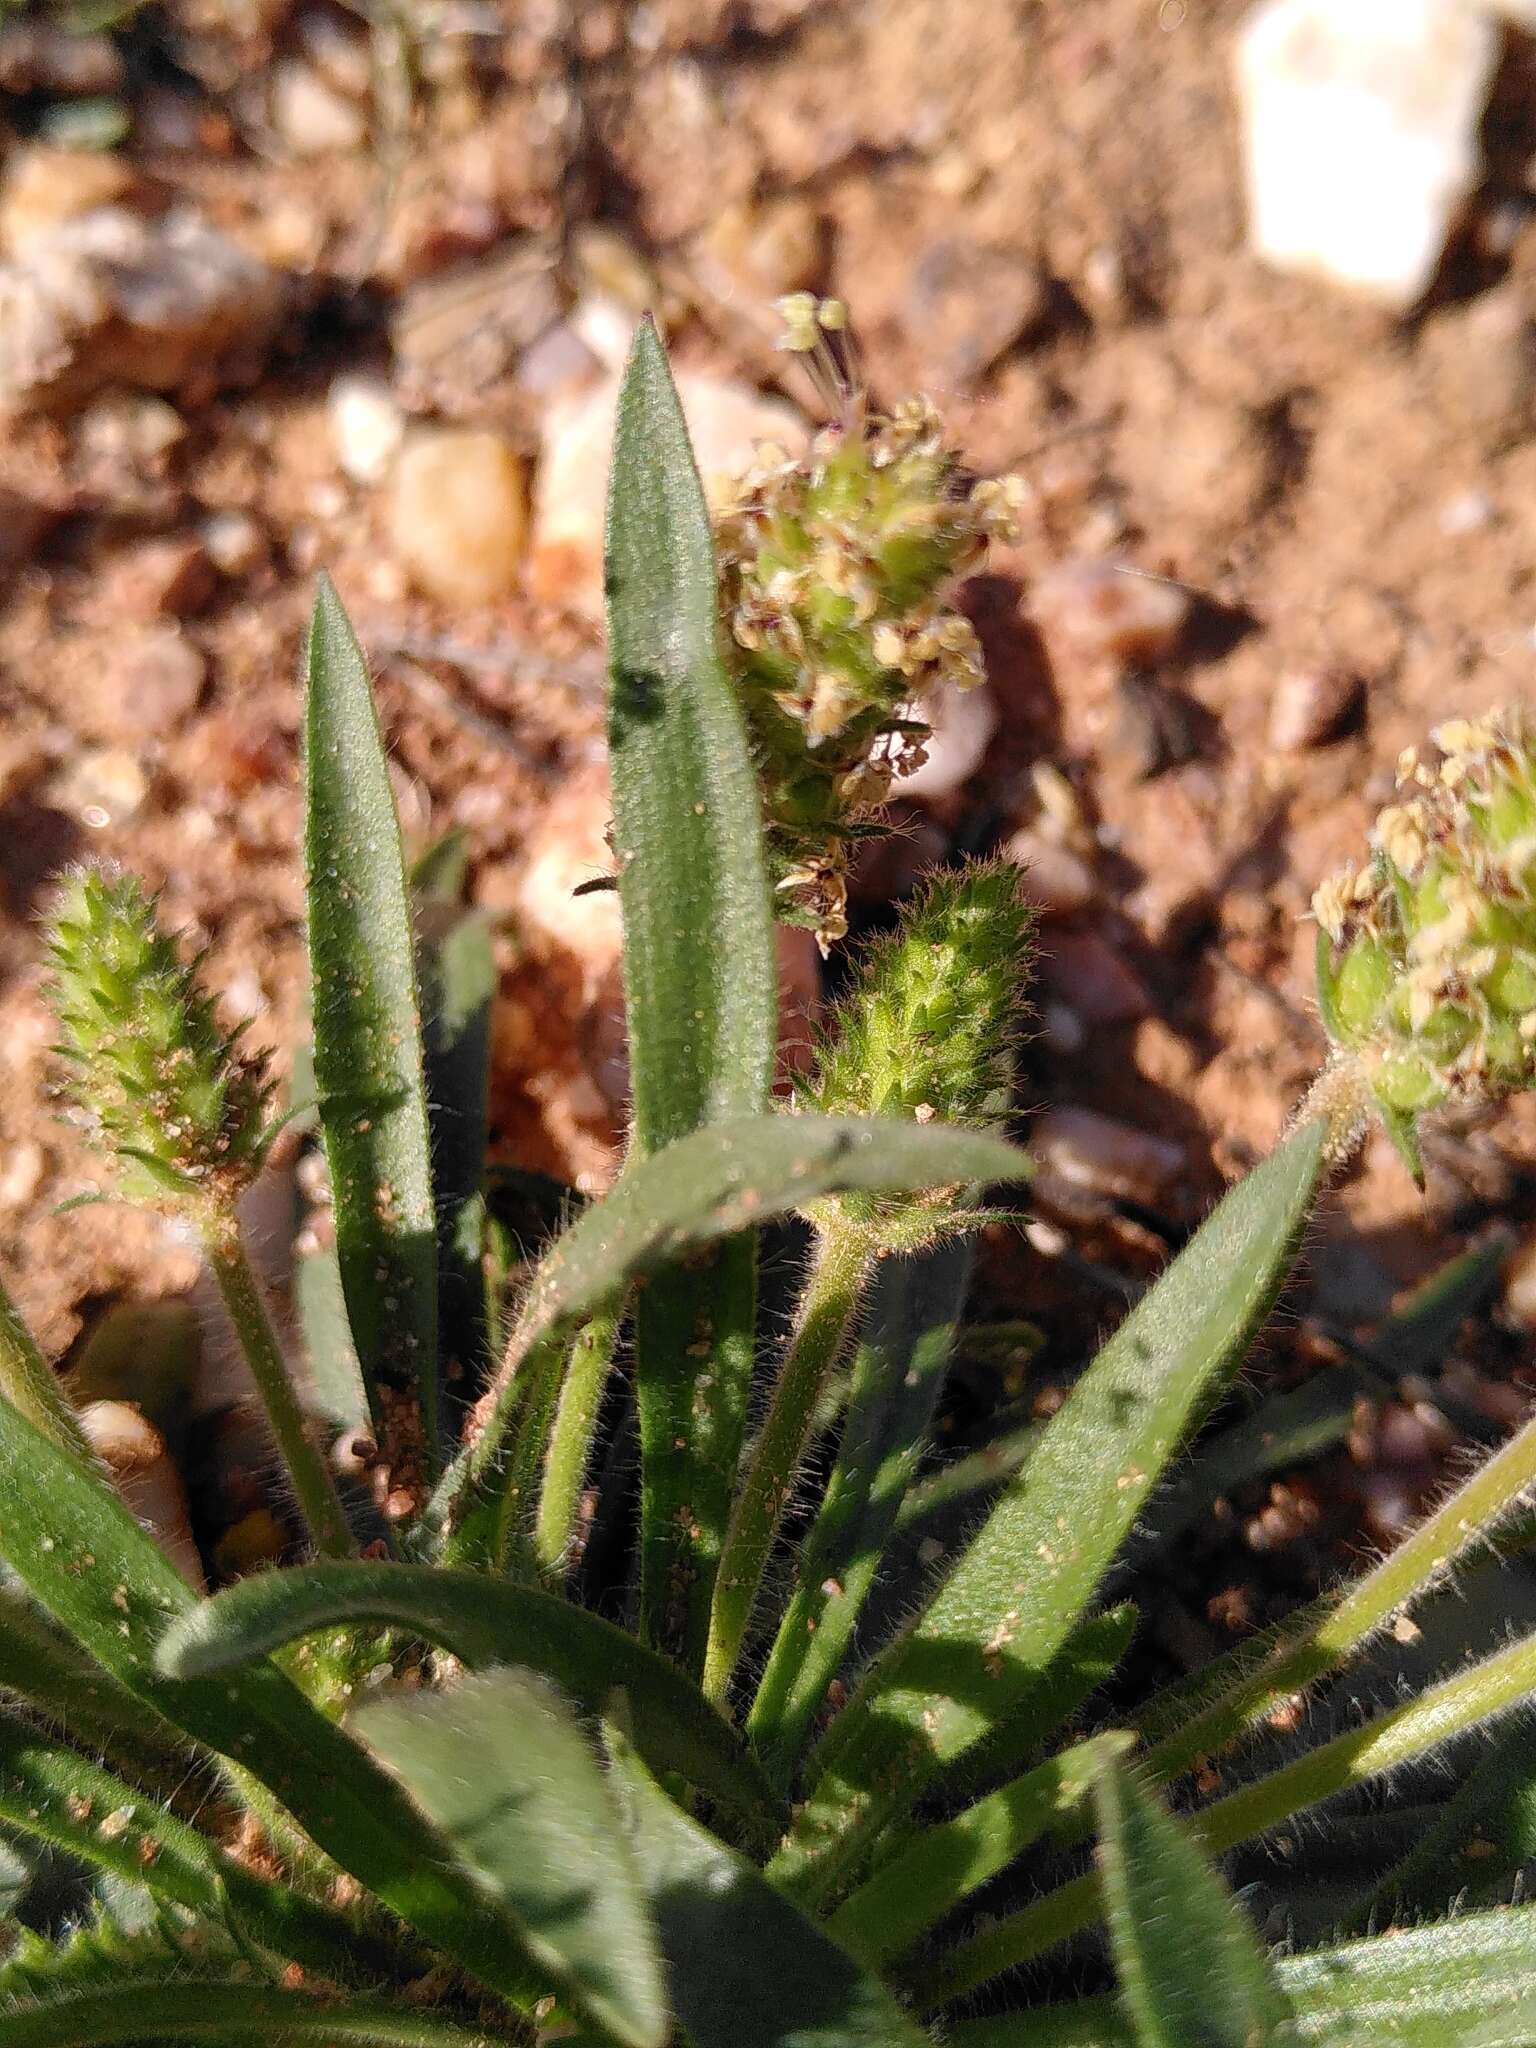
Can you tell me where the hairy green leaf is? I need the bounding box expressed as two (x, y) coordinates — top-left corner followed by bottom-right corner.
(443, 1111), (1029, 1554)
(605, 315), (777, 1150)
(606, 320), (779, 1658)
(775, 1120), (1328, 1905)
(830, 1731), (1134, 1969)
(0, 1977), (508, 2048)
(0, 1394), (605, 2006)
(305, 574), (439, 1467)
(604, 1723), (928, 2048)
(748, 1236), (973, 1780)
(355, 1668), (666, 2047)
(415, 892), (495, 1426)
(945, 1905), (1536, 2048)
(156, 1559), (779, 1832)
(1094, 1758), (1292, 2048)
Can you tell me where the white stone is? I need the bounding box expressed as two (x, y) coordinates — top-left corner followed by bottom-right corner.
(389, 427), (527, 606)
(1234, 0), (1498, 307)
(327, 373), (405, 484)
(270, 59), (367, 156)
(897, 682), (998, 801)
(529, 366), (801, 617)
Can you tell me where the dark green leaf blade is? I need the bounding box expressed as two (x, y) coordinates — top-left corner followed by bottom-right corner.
(604, 1722), (929, 2048)
(605, 314), (777, 1151)
(356, 1667), (666, 2048)
(605, 320), (778, 1658)
(0, 1393), (597, 2005)
(156, 1559), (779, 1833)
(748, 1236), (974, 1781)
(1094, 1758), (1292, 2048)
(774, 1120), (1328, 1907)
(305, 574), (440, 1465)
(0, 1977), (509, 2048)
(945, 1903), (1536, 2046)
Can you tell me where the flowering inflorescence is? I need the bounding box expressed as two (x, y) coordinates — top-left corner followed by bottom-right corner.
(1312, 709), (1536, 1175)
(47, 868), (275, 1211)
(715, 295), (1026, 950)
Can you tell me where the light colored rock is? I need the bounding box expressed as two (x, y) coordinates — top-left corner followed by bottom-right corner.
(530, 369), (802, 617)
(0, 207), (285, 414)
(328, 373), (406, 484)
(1030, 1105), (1184, 1209)
(1234, 0), (1498, 307)
(388, 427), (527, 606)
(0, 145), (135, 258)
(201, 509), (268, 576)
(1005, 828), (1098, 917)
(52, 747), (148, 827)
(270, 58), (367, 154)
(1031, 556), (1189, 666)
(1268, 666), (1362, 751)
(697, 196), (825, 302)
(105, 537), (215, 621)
(898, 682), (998, 800)
(79, 1399), (205, 1588)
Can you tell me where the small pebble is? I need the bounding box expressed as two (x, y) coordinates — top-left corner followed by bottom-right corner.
(328, 374), (406, 485)
(1005, 828), (1098, 917)
(1031, 556), (1190, 666)
(907, 235), (1049, 386)
(0, 144), (135, 257)
(78, 1399), (204, 1588)
(53, 747), (148, 826)
(1267, 667), (1363, 751)
(104, 626), (208, 733)
(1503, 1230), (1536, 1328)
(201, 508), (268, 577)
(698, 195), (825, 301)
(389, 427), (527, 606)
(1040, 928), (1152, 1024)
(898, 683), (998, 801)
(1234, 0), (1496, 308)
(106, 536), (215, 620)
(1030, 1104), (1184, 1208)
(270, 59), (368, 155)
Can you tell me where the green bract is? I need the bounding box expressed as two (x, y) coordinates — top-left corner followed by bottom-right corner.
(2, 319), (1535, 2048)
(1315, 709), (1536, 1177)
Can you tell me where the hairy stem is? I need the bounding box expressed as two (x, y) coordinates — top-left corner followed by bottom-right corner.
(0, 1281), (93, 1470)
(205, 1227), (354, 1560)
(534, 1300), (625, 1583)
(704, 1214), (871, 1706)
(1141, 1403), (1536, 1784)
(927, 1627), (1536, 2008)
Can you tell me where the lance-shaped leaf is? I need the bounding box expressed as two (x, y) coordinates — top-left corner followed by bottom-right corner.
(773, 1121), (1328, 1906)
(441, 1111), (1029, 1547)
(305, 575), (440, 1466)
(157, 1558), (779, 1832)
(944, 1904), (1536, 2048)
(355, 1668), (666, 2048)
(0, 1393), (618, 2007)
(605, 320), (779, 1658)
(604, 1723), (929, 2048)
(748, 1236), (974, 1780)
(1094, 1758), (1292, 2048)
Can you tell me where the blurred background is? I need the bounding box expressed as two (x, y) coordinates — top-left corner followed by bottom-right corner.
(4, 0), (1536, 1619)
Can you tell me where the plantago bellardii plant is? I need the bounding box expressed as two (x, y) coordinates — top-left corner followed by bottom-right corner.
(0, 320), (1535, 2048)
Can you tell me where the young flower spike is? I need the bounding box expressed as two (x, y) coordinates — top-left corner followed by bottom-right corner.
(715, 296), (1026, 950)
(1312, 708), (1536, 1180)
(805, 858), (1034, 1137)
(48, 867), (275, 1210)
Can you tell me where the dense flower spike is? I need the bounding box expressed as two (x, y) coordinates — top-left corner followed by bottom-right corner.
(714, 296), (1026, 950)
(805, 859), (1033, 1132)
(1312, 709), (1536, 1178)
(47, 867), (274, 1208)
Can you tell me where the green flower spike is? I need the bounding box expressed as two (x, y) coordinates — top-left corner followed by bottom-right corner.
(802, 858), (1033, 1247)
(47, 867), (275, 1213)
(1312, 708), (1536, 1183)
(715, 294), (1026, 951)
